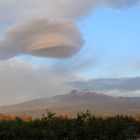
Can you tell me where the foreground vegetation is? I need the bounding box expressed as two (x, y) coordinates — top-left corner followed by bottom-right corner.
(0, 110), (139, 140)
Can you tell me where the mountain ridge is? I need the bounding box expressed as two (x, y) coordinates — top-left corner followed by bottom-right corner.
(0, 90), (139, 116)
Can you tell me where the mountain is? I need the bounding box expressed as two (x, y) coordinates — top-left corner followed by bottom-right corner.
(0, 90), (140, 117)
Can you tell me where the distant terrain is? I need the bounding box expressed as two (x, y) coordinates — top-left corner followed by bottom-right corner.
(0, 90), (140, 117)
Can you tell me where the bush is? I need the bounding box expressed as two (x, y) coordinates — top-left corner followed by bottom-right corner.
(0, 111), (139, 140)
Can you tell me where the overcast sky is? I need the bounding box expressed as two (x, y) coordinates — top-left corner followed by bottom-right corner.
(0, 0), (140, 105)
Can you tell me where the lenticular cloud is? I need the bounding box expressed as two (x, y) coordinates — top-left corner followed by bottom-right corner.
(0, 19), (83, 59)
(0, 0), (139, 60)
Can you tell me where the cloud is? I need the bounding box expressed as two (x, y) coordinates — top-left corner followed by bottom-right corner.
(0, 0), (97, 21)
(0, 0), (139, 22)
(0, 59), (77, 105)
(0, 59), (140, 105)
(0, 0), (139, 104)
(69, 77), (140, 92)
(102, 0), (139, 9)
(0, 18), (83, 60)
(0, 0), (139, 60)
(51, 54), (97, 75)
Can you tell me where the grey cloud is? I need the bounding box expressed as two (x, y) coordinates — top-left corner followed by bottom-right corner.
(69, 77), (140, 91)
(0, 0), (139, 21)
(0, 18), (83, 60)
(0, 0), (98, 21)
(101, 0), (139, 9)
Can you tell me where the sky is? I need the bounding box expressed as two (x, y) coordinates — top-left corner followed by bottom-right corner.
(0, 0), (140, 105)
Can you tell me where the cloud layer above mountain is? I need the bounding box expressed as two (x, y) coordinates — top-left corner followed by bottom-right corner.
(0, 59), (140, 105)
(70, 77), (140, 91)
(0, 0), (139, 60)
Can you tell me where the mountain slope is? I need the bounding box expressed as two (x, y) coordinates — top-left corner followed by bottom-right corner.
(0, 90), (140, 116)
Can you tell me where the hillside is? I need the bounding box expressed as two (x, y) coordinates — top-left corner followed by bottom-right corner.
(0, 90), (140, 116)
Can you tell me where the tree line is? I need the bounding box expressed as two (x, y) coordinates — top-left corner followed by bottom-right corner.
(0, 110), (139, 140)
